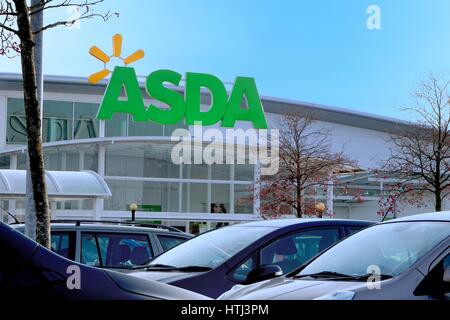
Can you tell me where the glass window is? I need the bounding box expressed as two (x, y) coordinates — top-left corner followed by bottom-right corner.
(104, 180), (178, 212)
(65, 152), (80, 171)
(43, 100), (73, 142)
(0, 156), (10, 169)
(6, 98), (27, 144)
(183, 164), (209, 179)
(73, 103), (99, 139)
(81, 233), (101, 267)
(157, 235), (187, 251)
(105, 113), (127, 137)
(182, 183), (207, 213)
(211, 184), (229, 214)
(235, 164), (254, 181)
(83, 150), (98, 171)
(128, 119), (163, 136)
(17, 154), (26, 170)
(444, 254), (450, 270)
(348, 226), (365, 235)
(296, 222), (450, 279)
(260, 228), (340, 274)
(164, 120), (188, 136)
(234, 184), (253, 214)
(50, 232), (75, 260)
(44, 152), (61, 170)
(105, 143), (179, 178)
(212, 164), (231, 180)
(231, 256), (255, 283)
(82, 233), (152, 268)
(148, 225), (274, 270)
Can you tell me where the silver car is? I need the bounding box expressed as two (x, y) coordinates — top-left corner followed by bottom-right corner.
(219, 212), (450, 300)
(13, 220), (191, 270)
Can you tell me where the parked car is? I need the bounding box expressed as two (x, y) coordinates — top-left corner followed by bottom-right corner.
(128, 218), (374, 298)
(12, 220), (191, 270)
(218, 212), (450, 300)
(0, 220), (208, 300)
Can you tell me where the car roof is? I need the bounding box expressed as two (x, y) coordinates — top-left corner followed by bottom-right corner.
(231, 218), (374, 228)
(384, 211), (450, 223)
(11, 223), (191, 236)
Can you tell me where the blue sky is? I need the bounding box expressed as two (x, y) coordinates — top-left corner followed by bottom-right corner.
(1, 0), (450, 119)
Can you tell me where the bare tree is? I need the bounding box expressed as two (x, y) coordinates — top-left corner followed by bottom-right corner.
(383, 74), (450, 212)
(255, 112), (354, 218)
(0, 0), (116, 247)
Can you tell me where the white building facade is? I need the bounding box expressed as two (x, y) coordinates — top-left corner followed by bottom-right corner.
(0, 73), (439, 232)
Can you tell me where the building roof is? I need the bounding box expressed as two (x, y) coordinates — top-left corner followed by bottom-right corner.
(0, 73), (412, 134)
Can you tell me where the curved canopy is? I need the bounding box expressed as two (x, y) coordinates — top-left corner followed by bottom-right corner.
(0, 170), (111, 200)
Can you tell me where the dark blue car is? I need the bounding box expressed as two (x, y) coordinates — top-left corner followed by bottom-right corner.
(129, 218), (374, 298)
(0, 221), (208, 300)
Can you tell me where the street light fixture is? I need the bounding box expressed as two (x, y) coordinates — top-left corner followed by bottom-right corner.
(129, 203), (138, 222)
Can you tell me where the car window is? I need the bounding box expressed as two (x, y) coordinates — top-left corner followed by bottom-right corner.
(149, 226), (274, 270)
(348, 226), (364, 235)
(50, 232), (75, 260)
(81, 233), (153, 268)
(157, 235), (187, 251)
(444, 254), (450, 270)
(260, 228), (340, 274)
(231, 256), (255, 284)
(298, 222), (450, 279)
(81, 234), (101, 267)
(417, 252), (450, 298)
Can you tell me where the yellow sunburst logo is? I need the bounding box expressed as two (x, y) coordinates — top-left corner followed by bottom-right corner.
(88, 34), (144, 84)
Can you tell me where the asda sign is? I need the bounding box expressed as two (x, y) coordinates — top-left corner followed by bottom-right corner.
(96, 66), (268, 129)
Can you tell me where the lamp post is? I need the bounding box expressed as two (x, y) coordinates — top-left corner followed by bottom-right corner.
(129, 203), (138, 222)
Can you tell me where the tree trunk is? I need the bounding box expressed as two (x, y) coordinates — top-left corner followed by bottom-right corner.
(14, 0), (50, 248)
(296, 179), (302, 218)
(435, 189), (442, 212)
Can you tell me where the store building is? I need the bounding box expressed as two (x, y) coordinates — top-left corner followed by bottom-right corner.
(0, 73), (436, 232)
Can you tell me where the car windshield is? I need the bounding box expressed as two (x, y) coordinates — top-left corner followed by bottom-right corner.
(294, 221), (450, 279)
(147, 226), (274, 270)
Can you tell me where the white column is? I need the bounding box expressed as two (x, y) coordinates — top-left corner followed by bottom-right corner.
(61, 152), (67, 170)
(178, 162), (183, 212)
(229, 164), (235, 214)
(8, 154), (17, 224)
(94, 145), (106, 220)
(50, 202), (57, 220)
(253, 161), (261, 219)
(0, 95), (7, 149)
(99, 120), (105, 138)
(207, 165), (211, 214)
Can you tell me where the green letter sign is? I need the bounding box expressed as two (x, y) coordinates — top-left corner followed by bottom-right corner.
(96, 66), (268, 129)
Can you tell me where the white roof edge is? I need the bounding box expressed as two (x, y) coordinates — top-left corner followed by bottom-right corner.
(0, 72), (410, 127)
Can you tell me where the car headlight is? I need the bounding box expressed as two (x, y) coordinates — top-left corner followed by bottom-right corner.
(314, 291), (355, 300)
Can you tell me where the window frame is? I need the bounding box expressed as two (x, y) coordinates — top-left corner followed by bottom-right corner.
(50, 231), (76, 261)
(227, 226), (345, 284)
(80, 232), (154, 269)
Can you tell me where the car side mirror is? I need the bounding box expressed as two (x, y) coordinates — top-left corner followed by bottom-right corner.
(246, 264), (283, 284)
(443, 267), (450, 283)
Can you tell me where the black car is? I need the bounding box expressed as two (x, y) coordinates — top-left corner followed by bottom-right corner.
(0, 221), (208, 300)
(129, 218), (374, 298)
